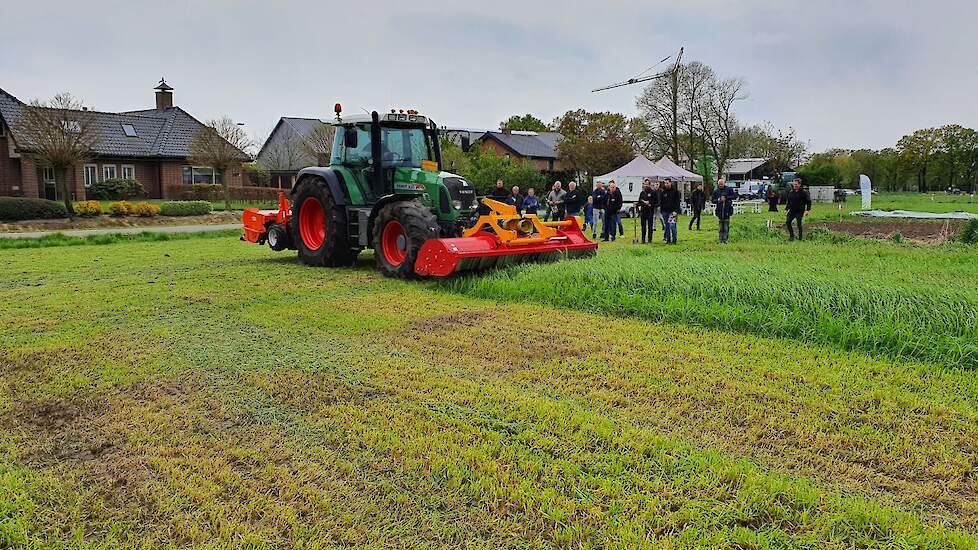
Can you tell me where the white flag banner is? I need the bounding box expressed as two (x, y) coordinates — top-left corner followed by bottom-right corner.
(859, 174), (872, 209)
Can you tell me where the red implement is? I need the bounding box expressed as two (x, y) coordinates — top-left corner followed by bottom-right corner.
(414, 199), (597, 277)
(242, 193), (291, 244)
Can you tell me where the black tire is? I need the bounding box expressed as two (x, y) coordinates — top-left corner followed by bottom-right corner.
(289, 177), (356, 267)
(372, 200), (439, 279)
(267, 223), (291, 251)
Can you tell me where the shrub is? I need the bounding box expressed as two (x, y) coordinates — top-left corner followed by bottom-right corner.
(159, 201), (212, 216)
(0, 197), (69, 221)
(163, 184), (281, 203)
(244, 163), (271, 187)
(132, 202), (161, 217)
(960, 220), (978, 244)
(107, 201), (133, 217)
(74, 200), (102, 217)
(90, 178), (145, 200)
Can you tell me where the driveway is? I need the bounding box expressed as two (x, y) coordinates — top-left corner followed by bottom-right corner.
(0, 224), (240, 239)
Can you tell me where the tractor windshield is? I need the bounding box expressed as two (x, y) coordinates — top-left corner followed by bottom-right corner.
(379, 125), (433, 169)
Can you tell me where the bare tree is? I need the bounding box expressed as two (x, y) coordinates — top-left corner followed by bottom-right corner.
(636, 68), (682, 161)
(188, 117), (253, 211)
(14, 93), (99, 216)
(260, 133), (307, 171)
(679, 62), (714, 170)
(696, 76), (747, 179)
(300, 123), (335, 166)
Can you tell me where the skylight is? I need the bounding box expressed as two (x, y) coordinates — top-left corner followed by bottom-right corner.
(122, 123), (137, 137)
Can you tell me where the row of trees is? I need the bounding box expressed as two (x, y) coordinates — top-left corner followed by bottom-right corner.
(797, 125), (978, 191)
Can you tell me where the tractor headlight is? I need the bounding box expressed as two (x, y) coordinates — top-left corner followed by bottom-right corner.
(452, 200), (462, 210)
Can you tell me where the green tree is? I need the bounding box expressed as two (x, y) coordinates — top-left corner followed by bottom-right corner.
(897, 128), (940, 192)
(499, 114), (548, 132)
(552, 109), (635, 186)
(466, 146), (545, 195)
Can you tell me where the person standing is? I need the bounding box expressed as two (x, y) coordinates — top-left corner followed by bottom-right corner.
(546, 181), (566, 221)
(490, 179), (509, 200)
(785, 178), (812, 240)
(658, 178), (680, 244)
(688, 183), (707, 231)
(564, 181), (583, 221)
(508, 185), (524, 215)
(583, 195), (595, 234)
(767, 187), (779, 212)
(602, 180), (623, 242)
(522, 188), (539, 215)
(712, 178), (737, 243)
(590, 182), (608, 239)
(638, 178), (658, 243)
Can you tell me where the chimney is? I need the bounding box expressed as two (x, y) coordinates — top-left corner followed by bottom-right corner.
(154, 78), (174, 111)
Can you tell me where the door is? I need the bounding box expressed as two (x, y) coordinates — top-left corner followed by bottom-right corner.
(42, 166), (57, 200)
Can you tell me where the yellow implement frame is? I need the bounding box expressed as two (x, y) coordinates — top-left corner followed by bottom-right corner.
(464, 199), (574, 246)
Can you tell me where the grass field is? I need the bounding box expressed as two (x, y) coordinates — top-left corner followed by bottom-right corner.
(1, 195), (977, 547)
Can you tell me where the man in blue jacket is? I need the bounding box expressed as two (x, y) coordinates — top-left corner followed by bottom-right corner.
(712, 178), (738, 244)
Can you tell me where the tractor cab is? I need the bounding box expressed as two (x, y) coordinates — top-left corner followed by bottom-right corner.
(331, 110), (442, 203)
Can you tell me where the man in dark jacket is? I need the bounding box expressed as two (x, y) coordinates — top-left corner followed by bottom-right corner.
(602, 180), (623, 242)
(658, 178), (681, 244)
(637, 178), (658, 243)
(508, 185), (524, 215)
(712, 178), (738, 243)
(590, 182), (608, 239)
(564, 181), (583, 220)
(489, 179), (509, 201)
(688, 183), (707, 230)
(785, 178), (812, 240)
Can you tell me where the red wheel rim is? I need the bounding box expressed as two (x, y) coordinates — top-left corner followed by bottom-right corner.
(298, 197), (325, 250)
(381, 220), (407, 266)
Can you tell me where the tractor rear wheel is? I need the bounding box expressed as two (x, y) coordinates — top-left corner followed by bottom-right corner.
(290, 177), (356, 267)
(373, 200), (439, 279)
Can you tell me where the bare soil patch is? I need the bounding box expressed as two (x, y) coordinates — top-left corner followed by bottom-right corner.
(815, 220), (964, 243)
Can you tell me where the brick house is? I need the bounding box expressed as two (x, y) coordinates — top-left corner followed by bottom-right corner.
(474, 129), (563, 171)
(0, 80), (248, 200)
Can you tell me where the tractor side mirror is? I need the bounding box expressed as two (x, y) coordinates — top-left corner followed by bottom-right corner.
(461, 135), (471, 153)
(344, 127), (358, 149)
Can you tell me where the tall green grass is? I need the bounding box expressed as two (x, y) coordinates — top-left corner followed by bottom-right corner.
(443, 247), (978, 369)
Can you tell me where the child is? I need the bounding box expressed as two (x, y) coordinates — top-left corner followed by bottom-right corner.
(522, 188), (539, 215)
(583, 195), (595, 233)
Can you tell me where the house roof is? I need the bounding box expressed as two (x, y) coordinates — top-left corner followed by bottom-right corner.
(0, 86), (248, 160)
(478, 131), (562, 159)
(255, 117), (331, 162)
(724, 158), (770, 175)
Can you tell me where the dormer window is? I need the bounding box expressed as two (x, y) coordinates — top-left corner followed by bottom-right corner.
(122, 124), (137, 137)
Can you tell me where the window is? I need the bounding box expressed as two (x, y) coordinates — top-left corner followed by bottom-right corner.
(103, 165), (117, 180)
(42, 166), (56, 182)
(84, 164), (98, 187)
(378, 126), (433, 168)
(121, 165), (135, 180)
(62, 120), (81, 133)
(121, 124), (137, 137)
(182, 166), (223, 185)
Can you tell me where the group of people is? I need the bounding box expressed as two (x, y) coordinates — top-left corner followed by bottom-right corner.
(487, 176), (813, 243)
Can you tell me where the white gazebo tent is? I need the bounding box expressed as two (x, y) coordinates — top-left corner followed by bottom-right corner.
(593, 155), (673, 206)
(653, 156), (704, 199)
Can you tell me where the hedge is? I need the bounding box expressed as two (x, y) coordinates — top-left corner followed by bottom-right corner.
(89, 178), (145, 200)
(74, 200), (102, 217)
(159, 201), (212, 216)
(163, 184), (281, 202)
(0, 197), (69, 221)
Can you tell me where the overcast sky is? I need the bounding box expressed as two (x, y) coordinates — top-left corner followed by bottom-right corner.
(3, 0), (976, 152)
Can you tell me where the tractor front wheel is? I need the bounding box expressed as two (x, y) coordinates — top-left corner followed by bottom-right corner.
(290, 177), (356, 267)
(373, 201), (438, 279)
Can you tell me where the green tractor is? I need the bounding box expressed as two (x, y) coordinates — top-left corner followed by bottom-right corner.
(267, 105), (478, 278)
(244, 104), (597, 278)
